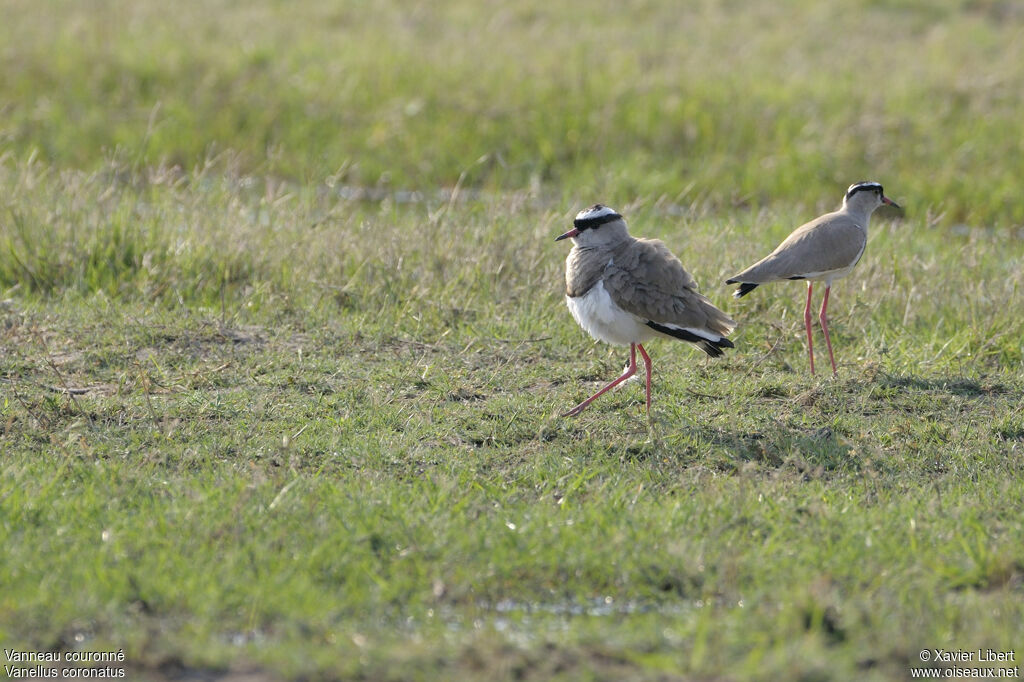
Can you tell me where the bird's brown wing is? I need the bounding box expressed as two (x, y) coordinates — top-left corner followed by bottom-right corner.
(603, 238), (735, 337)
(728, 212), (867, 283)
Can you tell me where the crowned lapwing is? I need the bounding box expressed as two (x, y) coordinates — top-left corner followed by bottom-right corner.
(726, 182), (900, 375)
(556, 205), (735, 417)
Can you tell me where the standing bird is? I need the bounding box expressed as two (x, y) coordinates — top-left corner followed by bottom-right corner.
(556, 205), (735, 417)
(725, 181), (900, 376)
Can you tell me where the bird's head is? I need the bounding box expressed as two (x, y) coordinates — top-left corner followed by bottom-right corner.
(555, 205), (629, 246)
(843, 181), (900, 213)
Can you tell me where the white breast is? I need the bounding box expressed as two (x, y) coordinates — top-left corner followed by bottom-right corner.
(565, 279), (656, 346)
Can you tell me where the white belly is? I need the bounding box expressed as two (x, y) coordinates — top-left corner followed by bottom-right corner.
(565, 280), (656, 346)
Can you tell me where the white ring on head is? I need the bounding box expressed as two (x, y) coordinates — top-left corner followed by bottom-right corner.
(575, 205), (620, 221)
(847, 182), (883, 195)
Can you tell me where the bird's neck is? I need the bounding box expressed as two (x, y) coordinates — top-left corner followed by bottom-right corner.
(576, 234), (632, 251)
(840, 203), (874, 230)
(566, 241), (628, 297)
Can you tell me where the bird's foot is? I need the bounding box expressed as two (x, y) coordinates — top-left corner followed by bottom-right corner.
(560, 403), (589, 418)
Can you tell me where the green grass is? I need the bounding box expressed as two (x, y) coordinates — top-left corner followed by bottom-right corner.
(3, 0), (1024, 223)
(2, 1), (1024, 680)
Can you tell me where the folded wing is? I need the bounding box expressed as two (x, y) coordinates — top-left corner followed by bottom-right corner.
(604, 239), (735, 356)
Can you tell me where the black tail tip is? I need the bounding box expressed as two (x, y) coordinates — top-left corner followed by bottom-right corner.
(729, 282), (759, 298)
(700, 342), (723, 357)
(698, 336), (735, 358)
(645, 320), (735, 358)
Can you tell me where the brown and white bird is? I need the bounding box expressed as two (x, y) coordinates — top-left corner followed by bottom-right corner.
(556, 205), (735, 417)
(726, 181), (900, 376)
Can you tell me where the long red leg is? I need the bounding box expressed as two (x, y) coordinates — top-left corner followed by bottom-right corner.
(819, 285), (837, 376)
(562, 344), (638, 417)
(804, 282), (816, 375)
(637, 343), (652, 414)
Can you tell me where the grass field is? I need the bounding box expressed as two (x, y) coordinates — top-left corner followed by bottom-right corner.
(2, 1), (1023, 680)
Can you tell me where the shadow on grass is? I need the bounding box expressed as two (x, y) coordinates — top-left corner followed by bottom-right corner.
(877, 373), (1007, 397)
(627, 420), (859, 475)
(707, 424), (856, 473)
